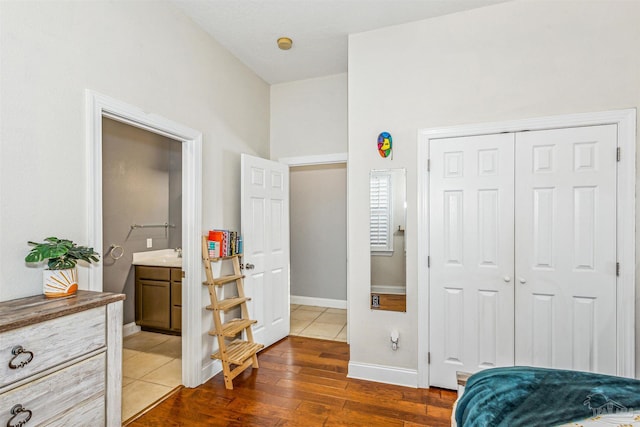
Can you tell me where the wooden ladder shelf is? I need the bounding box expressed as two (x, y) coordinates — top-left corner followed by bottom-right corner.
(202, 236), (263, 389)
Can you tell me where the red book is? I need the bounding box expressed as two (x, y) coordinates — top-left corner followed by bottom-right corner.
(209, 230), (224, 255)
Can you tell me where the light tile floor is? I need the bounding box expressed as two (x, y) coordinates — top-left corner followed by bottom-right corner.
(122, 332), (182, 422)
(289, 304), (347, 342)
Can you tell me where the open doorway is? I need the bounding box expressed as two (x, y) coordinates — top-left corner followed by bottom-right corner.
(287, 160), (347, 342)
(87, 90), (203, 423)
(101, 117), (183, 421)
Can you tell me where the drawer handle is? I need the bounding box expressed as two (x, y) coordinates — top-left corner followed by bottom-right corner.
(7, 404), (32, 427)
(8, 346), (34, 370)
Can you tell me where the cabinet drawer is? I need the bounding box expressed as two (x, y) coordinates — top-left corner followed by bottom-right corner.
(171, 268), (182, 282)
(0, 307), (106, 388)
(0, 353), (105, 426)
(136, 266), (170, 281)
(171, 282), (182, 306)
(171, 306), (182, 331)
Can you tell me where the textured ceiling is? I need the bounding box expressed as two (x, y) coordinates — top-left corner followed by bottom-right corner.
(171, 0), (508, 84)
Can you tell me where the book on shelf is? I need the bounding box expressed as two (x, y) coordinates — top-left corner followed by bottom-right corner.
(206, 229), (243, 257)
(207, 240), (220, 259)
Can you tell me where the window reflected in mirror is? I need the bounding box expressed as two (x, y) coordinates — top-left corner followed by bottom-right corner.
(370, 168), (406, 312)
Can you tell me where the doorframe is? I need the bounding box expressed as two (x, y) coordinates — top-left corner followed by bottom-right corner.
(279, 152), (349, 340)
(86, 90), (203, 388)
(417, 109), (636, 388)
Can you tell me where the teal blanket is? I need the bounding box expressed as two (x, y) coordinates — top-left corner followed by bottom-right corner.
(455, 366), (640, 427)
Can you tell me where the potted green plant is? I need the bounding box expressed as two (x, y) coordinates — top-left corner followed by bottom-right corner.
(25, 237), (100, 298)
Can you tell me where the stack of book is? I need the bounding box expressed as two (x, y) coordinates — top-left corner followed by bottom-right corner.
(207, 229), (243, 258)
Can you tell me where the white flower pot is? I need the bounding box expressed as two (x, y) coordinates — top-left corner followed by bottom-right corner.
(43, 267), (78, 298)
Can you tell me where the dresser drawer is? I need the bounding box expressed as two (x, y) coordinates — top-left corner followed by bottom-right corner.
(0, 306), (106, 388)
(46, 394), (105, 427)
(0, 353), (105, 426)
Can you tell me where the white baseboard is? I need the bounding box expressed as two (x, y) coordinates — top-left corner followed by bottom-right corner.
(371, 285), (406, 295)
(291, 295), (347, 309)
(201, 359), (222, 385)
(348, 361), (418, 388)
(122, 322), (141, 337)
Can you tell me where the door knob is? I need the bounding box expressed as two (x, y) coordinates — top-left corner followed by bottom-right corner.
(519, 277), (527, 284)
(245, 263), (255, 270)
(503, 276), (511, 283)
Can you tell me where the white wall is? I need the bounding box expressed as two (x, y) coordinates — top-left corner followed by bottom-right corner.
(270, 73), (348, 159)
(348, 0), (640, 379)
(0, 1), (269, 385)
(271, 74), (349, 307)
(0, 0), (269, 302)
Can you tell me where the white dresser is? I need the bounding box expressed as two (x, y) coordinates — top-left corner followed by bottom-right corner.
(0, 291), (125, 426)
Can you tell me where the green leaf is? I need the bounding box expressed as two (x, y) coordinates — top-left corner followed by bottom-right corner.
(26, 237), (100, 269)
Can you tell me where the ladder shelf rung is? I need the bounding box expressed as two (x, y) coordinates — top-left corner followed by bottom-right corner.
(213, 274), (245, 286)
(211, 339), (264, 365)
(207, 254), (242, 261)
(209, 318), (257, 337)
(205, 296), (250, 311)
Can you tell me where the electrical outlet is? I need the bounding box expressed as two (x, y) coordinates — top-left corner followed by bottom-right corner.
(146, 238), (153, 248)
(371, 294), (380, 308)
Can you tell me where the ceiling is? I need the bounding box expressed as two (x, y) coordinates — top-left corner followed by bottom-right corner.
(170, 0), (508, 84)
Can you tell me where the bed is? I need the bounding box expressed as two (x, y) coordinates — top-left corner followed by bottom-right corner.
(453, 366), (640, 427)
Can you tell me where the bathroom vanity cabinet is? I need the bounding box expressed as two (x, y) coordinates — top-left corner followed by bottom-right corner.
(135, 266), (182, 334)
(0, 291), (124, 426)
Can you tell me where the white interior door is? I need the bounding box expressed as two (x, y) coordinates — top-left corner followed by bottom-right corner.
(241, 154), (290, 348)
(429, 133), (516, 389)
(514, 125), (618, 374)
(428, 124), (619, 389)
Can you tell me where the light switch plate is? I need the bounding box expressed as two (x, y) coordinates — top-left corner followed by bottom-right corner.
(146, 238), (152, 248)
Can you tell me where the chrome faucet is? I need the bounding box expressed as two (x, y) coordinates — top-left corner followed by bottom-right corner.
(175, 247), (182, 258)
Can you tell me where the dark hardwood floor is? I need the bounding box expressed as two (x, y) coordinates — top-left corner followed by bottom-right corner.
(129, 336), (457, 426)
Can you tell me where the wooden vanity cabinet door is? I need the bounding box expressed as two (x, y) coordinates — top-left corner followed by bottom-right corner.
(138, 280), (170, 329)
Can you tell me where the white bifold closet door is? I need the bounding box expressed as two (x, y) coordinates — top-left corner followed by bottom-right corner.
(514, 125), (617, 373)
(429, 125), (618, 390)
(429, 133), (516, 389)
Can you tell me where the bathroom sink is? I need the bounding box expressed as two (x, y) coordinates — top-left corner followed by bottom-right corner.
(132, 249), (182, 268)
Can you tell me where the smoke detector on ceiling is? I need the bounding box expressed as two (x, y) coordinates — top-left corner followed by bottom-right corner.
(277, 37), (293, 50)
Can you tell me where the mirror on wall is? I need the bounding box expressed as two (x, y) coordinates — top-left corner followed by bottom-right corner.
(370, 168), (406, 312)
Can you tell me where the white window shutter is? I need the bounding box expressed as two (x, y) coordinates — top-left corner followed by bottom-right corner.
(370, 172), (393, 252)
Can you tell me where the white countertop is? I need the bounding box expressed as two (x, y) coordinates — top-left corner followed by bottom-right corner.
(132, 249), (182, 268)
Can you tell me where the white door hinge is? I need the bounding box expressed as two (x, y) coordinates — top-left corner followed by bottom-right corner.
(616, 262), (620, 277)
(427, 159), (431, 172)
(428, 352), (431, 364)
(617, 147), (621, 162)
(427, 256), (430, 268)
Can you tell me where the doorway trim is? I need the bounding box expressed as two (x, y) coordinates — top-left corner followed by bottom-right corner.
(279, 152), (348, 167)
(417, 109), (636, 388)
(86, 90), (203, 388)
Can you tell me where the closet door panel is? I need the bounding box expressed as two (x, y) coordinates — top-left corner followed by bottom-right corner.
(429, 133), (515, 389)
(514, 125), (617, 375)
